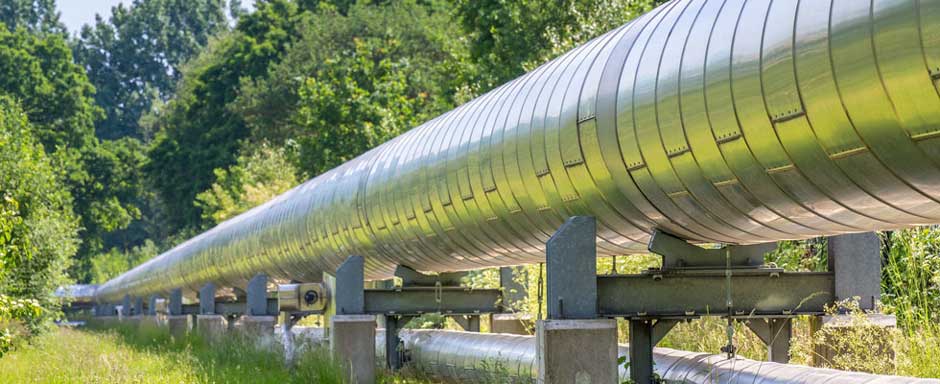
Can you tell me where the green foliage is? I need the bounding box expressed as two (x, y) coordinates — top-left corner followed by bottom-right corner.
(0, 0), (65, 35)
(882, 228), (940, 328)
(0, 24), (98, 150)
(236, 0), (470, 176)
(0, 323), (415, 383)
(0, 97), (78, 348)
(765, 238), (828, 272)
(0, 23), (148, 282)
(90, 240), (159, 284)
(146, 0), (308, 230)
(72, 138), (149, 260)
(0, 295), (42, 356)
(294, 36), (429, 174)
(196, 144), (299, 224)
(453, 0), (667, 89)
(73, 0), (230, 140)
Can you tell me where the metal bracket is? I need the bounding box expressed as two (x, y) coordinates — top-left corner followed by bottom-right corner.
(546, 216), (597, 319)
(648, 230), (772, 270)
(745, 317), (793, 363)
(597, 272), (833, 317)
(336, 255), (365, 315)
(246, 273), (269, 316)
(182, 298), (279, 316)
(453, 315), (482, 332)
(199, 283), (216, 315)
(385, 314), (416, 370)
(169, 288), (183, 316)
(394, 265), (467, 287)
(331, 255), (503, 371)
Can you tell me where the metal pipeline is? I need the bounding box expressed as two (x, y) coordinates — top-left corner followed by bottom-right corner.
(97, 0), (940, 302)
(374, 330), (938, 384)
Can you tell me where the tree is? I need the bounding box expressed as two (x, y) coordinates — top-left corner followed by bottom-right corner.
(235, 0), (472, 175)
(89, 240), (158, 284)
(294, 35), (433, 175)
(196, 144), (299, 224)
(0, 25), (145, 282)
(0, 24), (98, 150)
(453, 0), (667, 90)
(146, 0), (309, 230)
(70, 139), (148, 262)
(73, 0), (230, 140)
(0, 96), (79, 331)
(0, 0), (65, 35)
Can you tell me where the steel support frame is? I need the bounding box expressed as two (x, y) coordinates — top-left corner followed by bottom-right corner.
(333, 255), (503, 371)
(182, 298), (279, 316)
(541, 218), (846, 384)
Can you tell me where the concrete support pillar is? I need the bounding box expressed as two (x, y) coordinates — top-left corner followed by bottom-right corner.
(196, 315), (228, 341)
(332, 315), (376, 384)
(167, 288), (188, 338)
(331, 255), (375, 384)
(812, 233), (894, 367)
(234, 315), (276, 338)
(492, 313), (532, 334)
(537, 217), (618, 384)
(167, 315), (191, 339)
(538, 319), (618, 384)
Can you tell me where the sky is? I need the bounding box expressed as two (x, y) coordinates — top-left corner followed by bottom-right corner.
(57, 0), (128, 33)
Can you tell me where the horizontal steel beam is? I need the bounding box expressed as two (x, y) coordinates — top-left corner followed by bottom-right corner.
(364, 288), (502, 316)
(182, 298), (279, 316)
(597, 272), (834, 318)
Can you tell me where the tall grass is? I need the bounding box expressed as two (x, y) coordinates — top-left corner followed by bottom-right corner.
(0, 321), (351, 383)
(881, 228), (940, 378)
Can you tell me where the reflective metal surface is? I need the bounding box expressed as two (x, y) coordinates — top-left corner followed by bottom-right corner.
(98, 0), (940, 302)
(392, 330), (939, 384)
(55, 285), (98, 303)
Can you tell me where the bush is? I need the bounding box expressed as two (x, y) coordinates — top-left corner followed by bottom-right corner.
(0, 96), (79, 348)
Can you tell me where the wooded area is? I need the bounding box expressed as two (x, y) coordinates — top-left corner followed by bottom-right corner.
(0, 0), (664, 352)
(0, 2), (938, 379)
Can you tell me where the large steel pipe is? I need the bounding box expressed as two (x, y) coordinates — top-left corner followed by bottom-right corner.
(97, 0), (940, 301)
(388, 330), (938, 384)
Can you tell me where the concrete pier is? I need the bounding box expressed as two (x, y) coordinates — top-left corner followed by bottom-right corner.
(195, 315), (228, 341)
(331, 314), (376, 384)
(491, 313), (532, 335)
(166, 315), (191, 339)
(537, 319), (618, 384)
(232, 315), (276, 337)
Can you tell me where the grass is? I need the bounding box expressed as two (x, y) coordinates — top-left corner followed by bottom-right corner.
(0, 321), (435, 384)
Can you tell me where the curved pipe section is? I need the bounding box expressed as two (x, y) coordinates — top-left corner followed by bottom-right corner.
(390, 330), (938, 384)
(98, 0), (940, 301)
